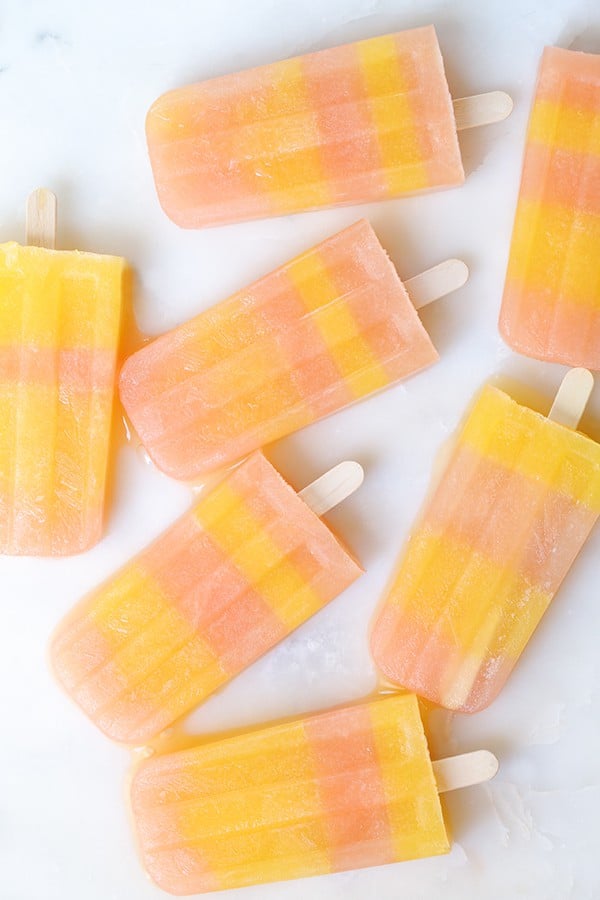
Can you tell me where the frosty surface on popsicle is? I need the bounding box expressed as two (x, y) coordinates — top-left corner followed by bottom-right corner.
(370, 378), (600, 713)
(120, 219), (464, 481)
(146, 26), (467, 228)
(51, 452), (362, 744)
(500, 46), (600, 368)
(0, 193), (124, 555)
(130, 694), (451, 894)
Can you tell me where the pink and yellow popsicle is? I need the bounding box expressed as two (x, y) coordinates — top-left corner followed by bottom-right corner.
(130, 694), (451, 894)
(146, 26), (465, 228)
(51, 452), (362, 744)
(500, 46), (600, 368)
(0, 203), (124, 556)
(371, 380), (600, 713)
(120, 219), (450, 481)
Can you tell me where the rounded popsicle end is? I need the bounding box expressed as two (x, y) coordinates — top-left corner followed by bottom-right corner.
(131, 758), (222, 895)
(490, 90), (514, 121)
(405, 258), (469, 310)
(433, 749), (499, 793)
(298, 460), (364, 516)
(447, 258), (469, 290)
(453, 90), (513, 130)
(342, 459), (365, 492)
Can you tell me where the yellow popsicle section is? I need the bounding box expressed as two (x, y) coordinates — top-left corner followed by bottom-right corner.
(286, 249), (390, 399)
(194, 479), (325, 632)
(0, 243), (123, 555)
(130, 695), (449, 894)
(356, 34), (428, 194)
(146, 26), (463, 228)
(371, 385), (600, 712)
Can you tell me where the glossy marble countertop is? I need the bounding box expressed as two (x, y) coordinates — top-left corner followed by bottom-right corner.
(1, 0), (599, 898)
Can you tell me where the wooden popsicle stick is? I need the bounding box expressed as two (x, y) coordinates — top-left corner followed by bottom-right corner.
(406, 259), (469, 311)
(453, 91), (513, 130)
(548, 368), (594, 429)
(299, 461), (364, 516)
(26, 188), (57, 249)
(433, 749), (498, 793)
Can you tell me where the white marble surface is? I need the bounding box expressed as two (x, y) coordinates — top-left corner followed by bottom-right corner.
(1, 1), (599, 898)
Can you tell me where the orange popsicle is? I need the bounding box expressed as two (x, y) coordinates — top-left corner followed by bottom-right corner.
(120, 219), (458, 481)
(146, 26), (465, 228)
(371, 376), (600, 712)
(500, 47), (600, 368)
(50, 452), (362, 744)
(130, 695), (451, 894)
(0, 192), (124, 555)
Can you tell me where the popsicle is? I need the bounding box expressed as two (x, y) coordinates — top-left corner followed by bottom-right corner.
(50, 451), (363, 744)
(146, 25), (512, 228)
(500, 46), (600, 368)
(120, 219), (468, 480)
(0, 190), (124, 556)
(370, 369), (600, 713)
(130, 694), (498, 895)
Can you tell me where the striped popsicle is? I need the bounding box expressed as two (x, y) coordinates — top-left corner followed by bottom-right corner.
(130, 695), (451, 894)
(500, 46), (600, 368)
(370, 379), (600, 712)
(0, 207), (124, 555)
(146, 26), (465, 228)
(120, 219), (465, 481)
(50, 452), (362, 743)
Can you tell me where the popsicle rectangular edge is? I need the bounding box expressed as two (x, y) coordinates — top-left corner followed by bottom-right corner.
(500, 46), (600, 368)
(130, 694), (450, 895)
(370, 384), (600, 712)
(119, 219), (440, 481)
(50, 452), (362, 743)
(0, 242), (124, 555)
(146, 25), (464, 228)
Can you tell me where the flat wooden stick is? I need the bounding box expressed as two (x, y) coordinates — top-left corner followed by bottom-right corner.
(548, 368), (594, 429)
(26, 188), (57, 249)
(433, 749), (498, 793)
(298, 461), (364, 516)
(405, 259), (469, 311)
(453, 91), (513, 130)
